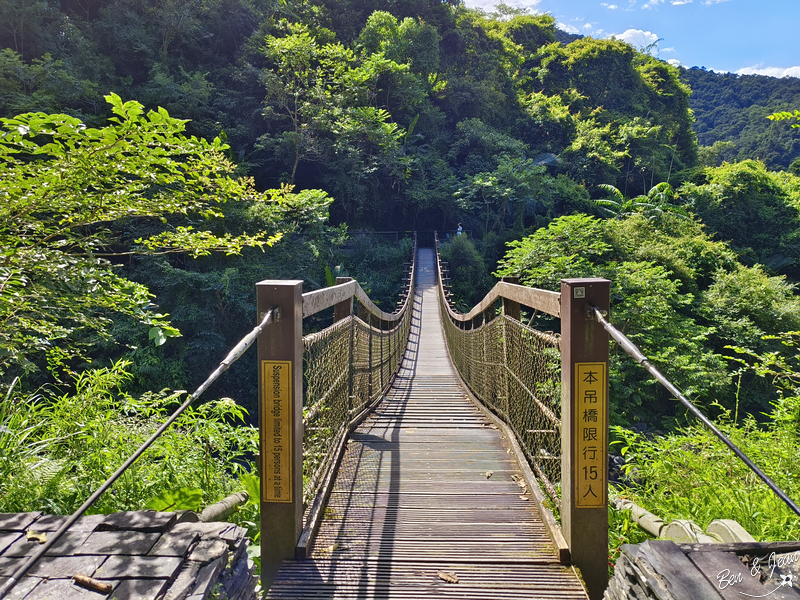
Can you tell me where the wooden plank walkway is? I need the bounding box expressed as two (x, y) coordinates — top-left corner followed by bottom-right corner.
(267, 248), (587, 599)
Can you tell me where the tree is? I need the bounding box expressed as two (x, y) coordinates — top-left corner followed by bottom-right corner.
(769, 110), (800, 128)
(679, 160), (800, 274)
(259, 23), (408, 188)
(0, 94), (327, 383)
(594, 182), (688, 222)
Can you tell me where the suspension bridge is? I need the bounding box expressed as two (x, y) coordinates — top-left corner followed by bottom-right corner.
(2, 233), (799, 600)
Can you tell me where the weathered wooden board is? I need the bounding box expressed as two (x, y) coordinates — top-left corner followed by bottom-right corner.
(0, 510), (256, 599)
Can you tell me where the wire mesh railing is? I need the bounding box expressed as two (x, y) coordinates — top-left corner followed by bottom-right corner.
(434, 234), (563, 506)
(301, 264), (415, 505)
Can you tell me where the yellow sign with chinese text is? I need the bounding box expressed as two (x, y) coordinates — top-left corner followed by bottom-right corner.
(261, 361), (292, 503)
(575, 362), (607, 508)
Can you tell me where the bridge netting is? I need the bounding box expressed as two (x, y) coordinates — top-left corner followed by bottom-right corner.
(301, 276), (414, 504)
(441, 311), (561, 497)
(435, 238), (563, 507)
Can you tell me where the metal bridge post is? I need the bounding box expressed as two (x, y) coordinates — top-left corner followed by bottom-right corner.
(256, 280), (304, 589)
(335, 278), (355, 414)
(500, 277), (520, 419)
(561, 278), (610, 600)
(356, 301), (370, 404)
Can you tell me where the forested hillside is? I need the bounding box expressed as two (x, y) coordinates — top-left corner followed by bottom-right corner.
(3, 0), (800, 552)
(1, 0), (705, 396)
(683, 67), (800, 171)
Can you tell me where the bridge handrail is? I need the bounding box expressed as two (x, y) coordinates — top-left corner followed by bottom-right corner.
(434, 233), (562, 482)
(258, 234), (417, 580)
(591, 305), (800, 518)
(439, 279), (561, 321)
(435, 232), (614, 597)
(302, 267), (413, 322)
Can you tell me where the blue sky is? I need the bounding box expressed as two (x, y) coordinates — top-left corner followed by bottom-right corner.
(461, 0), (800, 78)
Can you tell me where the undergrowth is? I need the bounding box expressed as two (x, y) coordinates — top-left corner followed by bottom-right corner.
(0, 360), (259, 529)
(612, 397), (800, 542)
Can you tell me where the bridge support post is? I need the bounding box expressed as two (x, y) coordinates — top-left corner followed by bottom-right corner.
(335, 278), (355, 413)
(501, 277), (521, 321)
(501, 277), (520, 419)
(561, 278), (610, 600)
(256, 280), (304, 589)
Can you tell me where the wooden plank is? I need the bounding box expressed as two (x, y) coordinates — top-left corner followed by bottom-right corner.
(689, 550), (800, 600)
(269, 247), (585, 599)
(638, 540), (723, 600)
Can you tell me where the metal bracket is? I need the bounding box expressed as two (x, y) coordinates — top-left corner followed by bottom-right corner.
(586, 305), (607, 321)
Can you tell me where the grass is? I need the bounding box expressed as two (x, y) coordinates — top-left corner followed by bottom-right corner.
(611, 394), (800, 543)
(0, 360), (259, 523)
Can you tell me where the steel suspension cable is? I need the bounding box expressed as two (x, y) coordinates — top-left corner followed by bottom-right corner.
(0, 307), (278, 599)
(590, 305), (800, 518)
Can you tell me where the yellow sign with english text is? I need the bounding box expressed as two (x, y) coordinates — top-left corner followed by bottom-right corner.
(261, 361), (292, 503)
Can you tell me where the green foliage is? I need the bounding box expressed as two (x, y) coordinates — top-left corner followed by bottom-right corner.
(769, 110), (800, 128)
(0, 361), (258, 517)
(494, 212), (800, 425)
(258, 21), (417, 223)
(594, 183), (689, 223)
(679, 160), (800, 274)
(0, 96), (332, 386)
(339, 235), (414, 308)
(683, 68), (800, 171)
(145, 487), (204, 512)
(613, 390), (800, 541)
(439, 235), (493, 308)
(702, 266), (800, 348)
(527, 38), (696, 194)
(0, 49), (102, 118)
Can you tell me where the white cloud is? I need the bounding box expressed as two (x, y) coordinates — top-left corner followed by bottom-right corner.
(609, 28), (660, 48)
(667, 59), (682, 67)
(558, 21), (581, 34)
(703, 0), (729, 3)
(671, 0), (692, 4)
(462, 0), (541, 12)
(736, 66), (800, 79)
(642, 0), (663, 8)
(661, 47), (676, 53)
(601, 3), (619, 8)
(558, 19), (598, 35)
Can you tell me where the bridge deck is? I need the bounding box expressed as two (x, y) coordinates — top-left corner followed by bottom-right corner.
(267, 248), (587, 599)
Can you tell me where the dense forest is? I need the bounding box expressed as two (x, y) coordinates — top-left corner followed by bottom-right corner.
(3, 0), (800, 571)
(683, 67), (800, 172)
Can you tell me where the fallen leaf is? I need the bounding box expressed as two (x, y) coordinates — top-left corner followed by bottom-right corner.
(485, 471), (493, 479)
(438, 571), (459, 584)
(320, 542), (339, 553)
(25, 531), (46, 544)
(489, 424), (498, 429)
(511, 474), (521, 482)
(516, 480), (527, 489)
(519, 495), (530, 501)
